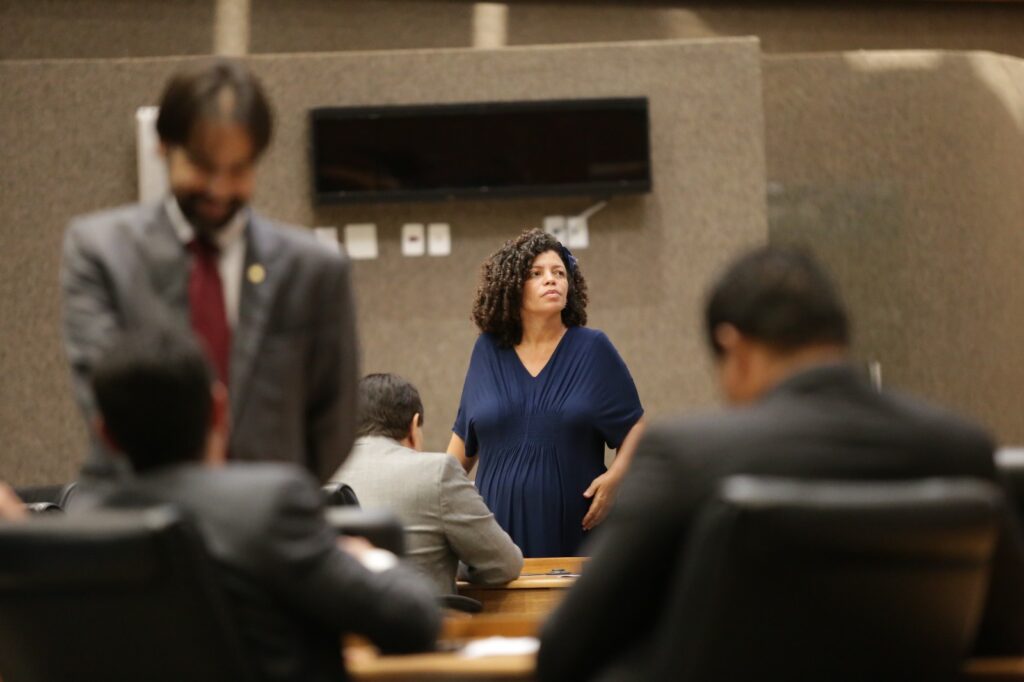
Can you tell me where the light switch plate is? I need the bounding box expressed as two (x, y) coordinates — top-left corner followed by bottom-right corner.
(566, 216), (589, 250)
(427, 223), (451, 256)
(313, 226), (341, 253)
(343, 224), (378, 260)
(402, 223), (426, 257)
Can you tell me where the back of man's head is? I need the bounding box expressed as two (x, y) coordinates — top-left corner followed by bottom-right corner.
(705, 246), (850, 357)
(357, 374), (424, 441)
(92, 324), (213, 473)
(156, 59), (273, 158)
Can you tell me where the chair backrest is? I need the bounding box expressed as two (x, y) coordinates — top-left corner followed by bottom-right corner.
(660, 476), (1000, 682)
(996, 447), (1024, 523)
(14, 482), (80, 514)
(0, 506), (256, 682)
(325, 507), (405, 556)
(322, 481), (361, 507)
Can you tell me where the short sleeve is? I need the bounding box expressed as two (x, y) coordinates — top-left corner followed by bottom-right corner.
(452, 336), (485, 457)
(589, 331), (644, 449)
(453, 405), (478, 457)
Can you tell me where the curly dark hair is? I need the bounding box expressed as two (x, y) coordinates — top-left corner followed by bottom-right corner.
(472, 229), (588, 347)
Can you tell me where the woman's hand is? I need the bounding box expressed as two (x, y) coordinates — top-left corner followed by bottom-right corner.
(581, 470), (623, 531)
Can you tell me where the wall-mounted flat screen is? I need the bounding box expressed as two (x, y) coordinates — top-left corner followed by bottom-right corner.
(311, 98), (651, 203)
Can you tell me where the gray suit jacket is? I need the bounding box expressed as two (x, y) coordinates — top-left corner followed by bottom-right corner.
(538, 363), (1024, 682)
(61, 202), (358, 482)
(333, 436), (523, 595)
(90, 462), (440, 682)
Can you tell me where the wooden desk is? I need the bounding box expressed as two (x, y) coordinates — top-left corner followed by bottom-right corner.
(347, 649), (534, 681)
(442, 614), (541, 640)
(349, 653), (1024, 682)
(962, 657), (1024, 681)
(457, 557), (583, 616)
(349, 613), (539, 681)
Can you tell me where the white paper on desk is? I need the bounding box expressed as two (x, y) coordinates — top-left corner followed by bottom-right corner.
(460, 637), (540, 658)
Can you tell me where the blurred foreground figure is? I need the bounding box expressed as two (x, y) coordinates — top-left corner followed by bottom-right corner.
(538, 246), (1024, 681)
(62, 59), (357, 484)
(84, 324), (439, 682)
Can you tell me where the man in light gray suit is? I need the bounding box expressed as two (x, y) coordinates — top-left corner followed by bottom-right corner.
(332, 374), (523, 595)
(62, 60), (357, 483)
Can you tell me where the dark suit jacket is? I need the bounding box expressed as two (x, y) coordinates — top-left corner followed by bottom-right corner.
(538, 363), (1024, 682)
(94, 462), (441, 682)
(61, 202), (358, 482)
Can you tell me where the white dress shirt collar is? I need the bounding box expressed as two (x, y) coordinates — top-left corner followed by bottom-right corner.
(164, 196), (248, 329)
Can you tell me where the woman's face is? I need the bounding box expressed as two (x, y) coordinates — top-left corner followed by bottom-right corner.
(521, 250), (569, 318)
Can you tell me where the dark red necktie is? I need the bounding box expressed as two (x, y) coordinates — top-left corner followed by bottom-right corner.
(187, 239), (231, 384)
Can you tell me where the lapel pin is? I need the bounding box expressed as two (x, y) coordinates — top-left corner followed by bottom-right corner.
(247, 263), (266, 284)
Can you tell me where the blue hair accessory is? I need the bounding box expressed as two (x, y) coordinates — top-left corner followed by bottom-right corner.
(559, 244), (578, 274)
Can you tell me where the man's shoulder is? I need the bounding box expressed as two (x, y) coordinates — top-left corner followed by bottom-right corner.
(350, 438), (450, 479)
(877, 389), (993, 452)
(206, 461), (320, 495)
(66, 202), (158, 244)
(252, 212), (349, 272)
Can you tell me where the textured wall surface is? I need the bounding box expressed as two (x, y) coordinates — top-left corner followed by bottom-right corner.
(3, 1), (1022, 60)
(508, 3), (1024, 57)
(250, 0), (474, 53)
(764, 51), (1024, 443)
(0, 38), (767, 484)
(0, 0), (213, 59)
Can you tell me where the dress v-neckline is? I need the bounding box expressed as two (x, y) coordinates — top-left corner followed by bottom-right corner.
(514, 327), (570, 379)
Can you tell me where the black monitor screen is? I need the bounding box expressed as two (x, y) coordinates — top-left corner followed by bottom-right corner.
(311, 98), (651, 203)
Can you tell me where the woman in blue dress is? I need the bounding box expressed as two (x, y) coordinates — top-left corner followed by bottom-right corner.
(447, 229), (645, 557)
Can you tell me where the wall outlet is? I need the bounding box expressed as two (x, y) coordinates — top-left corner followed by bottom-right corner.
(566, 216), (589, 249)
(543, 215), (568, 244)
(401, 223), (426, 257)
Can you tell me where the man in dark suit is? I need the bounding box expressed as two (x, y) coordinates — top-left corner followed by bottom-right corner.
(538, 246), (1024, 681)
(85, 324), (440, 682)
(62, 59), (357, 483)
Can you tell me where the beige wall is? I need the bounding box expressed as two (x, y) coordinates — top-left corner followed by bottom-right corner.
(0, 0), (213, 59)
(3, 1), (1023, 60)
(764, 51), (1024, 443)
(0, 38), (767, 485)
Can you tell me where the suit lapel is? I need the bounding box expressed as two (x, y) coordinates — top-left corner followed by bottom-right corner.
(135, 202), (189, 322)
(230, 211), (283, 426)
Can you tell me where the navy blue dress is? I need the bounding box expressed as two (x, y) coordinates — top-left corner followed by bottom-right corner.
(453, 327), (643, 557)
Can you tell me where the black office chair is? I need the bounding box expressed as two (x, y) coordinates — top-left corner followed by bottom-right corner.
(13, 482), (78, 513)
(0, 506), (257, 682)
(996, 447), (1024, 523)
(649, 476), (1001, 682)
(322, 481), (361, 507)
(325, 506), (406, 556)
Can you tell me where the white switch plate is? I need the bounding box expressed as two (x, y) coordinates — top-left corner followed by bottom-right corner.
(427, 223), (451, 256)
(401, 223), (426, 257)
(566, 216), (589, 250)
(343, 223), (378, 260)
(313, 226), (341, 253)
(543, 215), (568, 244)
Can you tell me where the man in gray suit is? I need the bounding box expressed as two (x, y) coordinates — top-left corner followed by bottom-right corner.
(62, 59), (357, 483)
(332, 374), (523, 595)
(538, 246), (1024, 681)
(87, 325), (439, 682)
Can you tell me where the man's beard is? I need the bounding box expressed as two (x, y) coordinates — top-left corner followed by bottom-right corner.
(175, 192), (245, 240)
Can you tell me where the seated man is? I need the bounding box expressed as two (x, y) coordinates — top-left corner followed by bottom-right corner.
(538, 246), (1024, 682)
(86, 325), (440, 682)
(332, 373), (522, 595)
